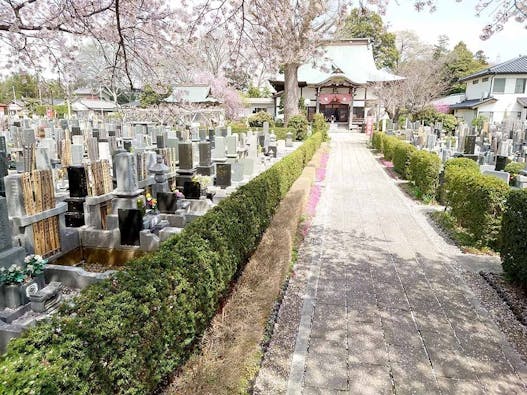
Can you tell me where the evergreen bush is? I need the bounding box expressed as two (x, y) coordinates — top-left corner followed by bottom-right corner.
(287, 114), (309, 141)
(501, 190), (527, 286)
(392, 143), (416, 179)
(408, 150), (441, 198)
(0, 133), (324, 394)
(247, 111), (274, 128)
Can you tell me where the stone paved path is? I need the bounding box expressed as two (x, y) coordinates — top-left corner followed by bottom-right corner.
(285, 133), (527, 394)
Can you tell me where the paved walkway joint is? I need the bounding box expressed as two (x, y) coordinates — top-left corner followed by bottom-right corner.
(285, 133), (527, 395)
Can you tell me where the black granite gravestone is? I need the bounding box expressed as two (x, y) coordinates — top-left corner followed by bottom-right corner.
(496, 155), (508, 171)
(92, 130), (100, 140)
(123, 140), (132, 152)
(118, 209), (143, 246)
(183, 181), (201, 199)
(157, 191), (179, 213)
(67, 166), (88, 197)
(71, 126), (81, 135)
(464, 135), (476, 155)
(216, 163), (231, 188)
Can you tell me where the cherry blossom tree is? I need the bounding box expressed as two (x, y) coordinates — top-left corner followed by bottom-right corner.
(0, 0), (189, 89)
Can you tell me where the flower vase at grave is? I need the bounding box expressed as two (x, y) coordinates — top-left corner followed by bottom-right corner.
(4, 284), (22, 309)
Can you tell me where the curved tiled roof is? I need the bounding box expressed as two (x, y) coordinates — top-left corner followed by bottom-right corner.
(460, 56), (527, 81)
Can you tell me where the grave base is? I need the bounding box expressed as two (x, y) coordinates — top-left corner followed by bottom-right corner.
(196, 165), (215, 176)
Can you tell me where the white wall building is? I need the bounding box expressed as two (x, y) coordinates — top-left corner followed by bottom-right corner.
(451, 56), (527, 124)
(269, 39), (402, 129)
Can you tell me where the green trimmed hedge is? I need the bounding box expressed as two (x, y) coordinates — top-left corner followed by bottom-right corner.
(381, 135), (401, 162)
(501, 190), (527, 286)
(442, 158), (509, 248)
(0, 133), (324, 394)
(371, 131), (384, 151)
(287, 114), (309, 141)
(408, 150), (441, 198)
(312, 113), (329, 141)
(393, 143), (416, 178)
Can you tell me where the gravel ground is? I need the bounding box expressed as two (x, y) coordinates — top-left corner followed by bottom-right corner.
(468, 272), (527, 361)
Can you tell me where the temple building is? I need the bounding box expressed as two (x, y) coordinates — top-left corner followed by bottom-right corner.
(269, 39), (402, 129)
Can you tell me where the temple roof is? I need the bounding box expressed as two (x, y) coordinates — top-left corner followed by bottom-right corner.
(271, 39), (403, 88)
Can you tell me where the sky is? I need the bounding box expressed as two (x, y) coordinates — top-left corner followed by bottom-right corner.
(381, 0), (526, 63)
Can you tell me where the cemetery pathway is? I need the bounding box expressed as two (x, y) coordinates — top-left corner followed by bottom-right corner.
(278, 132), (527, 394)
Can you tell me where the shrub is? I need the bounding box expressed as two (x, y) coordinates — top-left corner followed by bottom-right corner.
(287, 114), (309, 141)
(446, 170), (509, 248)
(441, 158), (481, 206)
(312, 113), (329, 141)
(393, 143), (417, 179)
(504, 162), (526, 186)
(381, 135), (401, 162)
(501, 190), (527, 286)
(248, 111), (274, 128)
(371, 131), (384, 151)
(0, 133), (324, 394)
(408, 150), (441, 198)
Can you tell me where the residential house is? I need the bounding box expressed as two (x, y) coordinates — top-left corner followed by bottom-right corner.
(450, 56), (527, 124)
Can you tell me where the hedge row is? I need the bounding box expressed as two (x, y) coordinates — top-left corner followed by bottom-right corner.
(0, 133), (324, 394)
(372, 132), (440, 199)
(442, 157), (509, 248)
(501, 190), (527, 286)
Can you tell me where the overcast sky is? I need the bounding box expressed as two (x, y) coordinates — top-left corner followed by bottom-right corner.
(381, 0), (526, 63)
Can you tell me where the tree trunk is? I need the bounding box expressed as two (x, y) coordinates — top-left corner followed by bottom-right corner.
(284, 63), (300, 123)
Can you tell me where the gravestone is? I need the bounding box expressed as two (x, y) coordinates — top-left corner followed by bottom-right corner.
(197, 142), (214, 176)
(212, 136), (227, 163)
(183, 181), (201, 199)
(35, 147), (51, 170)
(67, 166), (88, 197)
(176, 143), (196, 187)
(0, 197), (25, 270)
(216, 163), (231, 188)
(495, 155), (508, 171)
(426, 134), (437, 150)
(115, 152), (139, 193)
(199, 129), (207, 141)
(157, 192), (179, 213)
(156, 134), (167, 149)
(208, 129), (215, 149)
(178, 143), (194, 171)
(22, 129), (35, 147)
(226, 135), (238, 162)
(118, 208), (143, 246)
(285, 132), (293, 147)
(232, 162), (244, 182)
(71, 144), (84, 165)
(464, 135), (476, 155)
(483, 170), (510, 184)
(241, 158), (254, 176)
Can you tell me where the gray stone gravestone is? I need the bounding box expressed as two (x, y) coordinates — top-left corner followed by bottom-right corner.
(197, 142), (214, 176)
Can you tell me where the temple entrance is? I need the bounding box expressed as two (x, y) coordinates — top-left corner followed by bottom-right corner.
(320, 104), (349, 123)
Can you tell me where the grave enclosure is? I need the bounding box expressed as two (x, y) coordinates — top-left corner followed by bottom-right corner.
(0, 118), (298, 351)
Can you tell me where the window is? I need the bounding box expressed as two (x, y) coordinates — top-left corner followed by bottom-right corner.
(493, 78), (506, 93)
(515, 78), (526, 94)
(472, 79), (479, 84)
(482, 77), (489, 82)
